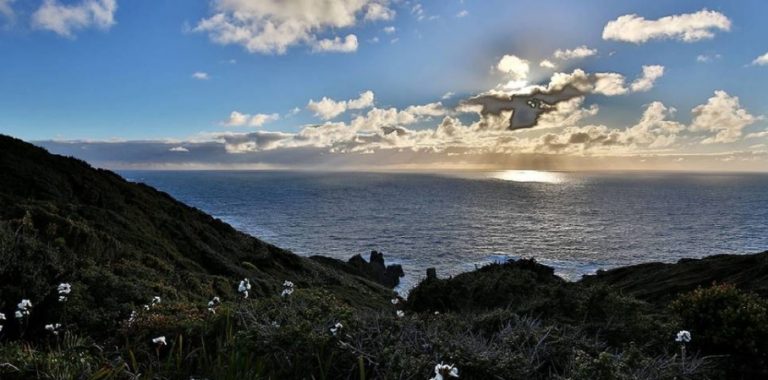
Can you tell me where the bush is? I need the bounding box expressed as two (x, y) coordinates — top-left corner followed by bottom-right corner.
(671, 283), (768, 375)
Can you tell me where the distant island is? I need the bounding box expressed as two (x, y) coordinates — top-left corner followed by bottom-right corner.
(1, 133), (767, 379)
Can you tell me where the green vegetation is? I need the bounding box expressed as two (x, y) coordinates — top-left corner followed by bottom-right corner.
(1, 134), (767, 378)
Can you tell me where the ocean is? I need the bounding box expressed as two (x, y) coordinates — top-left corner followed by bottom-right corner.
(119, 170), (768, 292)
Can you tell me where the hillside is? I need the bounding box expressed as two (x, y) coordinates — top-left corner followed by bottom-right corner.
(582, 251), (768, 303)
(0, 134), (392, 338)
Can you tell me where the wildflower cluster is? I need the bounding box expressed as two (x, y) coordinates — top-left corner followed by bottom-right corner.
(281, 280), (295, 297)
(15, 299), (32, 319)
(44, 323), (62, 335)
(430, 362), (459, 380)
(207, 296), (221, 314)
(238, 278), (251, 299)
(57, 282), (71, 302)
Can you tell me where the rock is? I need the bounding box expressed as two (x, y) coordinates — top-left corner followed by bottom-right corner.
(342, 250), (404, 288)
(426, 267), (437, 281)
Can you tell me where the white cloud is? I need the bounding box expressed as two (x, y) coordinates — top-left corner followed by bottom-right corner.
(539, 60), (556, 69)
(602, 9), (730, 43)
(696, 53), (721, 63)
(364, 2), (395, 21)
(441, 91), (455, 100)
(224, 111), (280, 127)
(194, 0), (392, 54)
(312, 34), (358, 53)
(169, 146), (189, 152)
(553, 45), (597, 61)
(630, 65), (664, 92)
(690, 91), (761, 144)
(32, 0), (117, 38)
(593, 72), (628, 96)
(751, 52), (768, 66)
(0, 0), (15, 21)
(192, 72), (210, 80)
(496, 54), (529, 82)
(307, 90), (375, 120)
(456, 10), (468, 18)
(383, 26), (395, 34)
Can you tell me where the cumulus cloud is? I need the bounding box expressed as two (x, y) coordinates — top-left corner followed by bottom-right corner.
(312, 34), (358, 53)
(456, 10), (468, 18)
(192, 72), (210, 80)
(364, 2), (395, 21)
(539, 60), (556, 69)
(553, 45), (597, 61)
(32, 0), (117, 37)
(629, 65), (664, 92)
(194, 0), (392, 54)
(224, 111), (280, 127)
(602, 9), (730, 43)
(169, 146), (189, 152)
(496, 54), (529, 81)
(751, 52), (768, 66)
(690, 91), (761, 144)
(307, 90), (375, 120)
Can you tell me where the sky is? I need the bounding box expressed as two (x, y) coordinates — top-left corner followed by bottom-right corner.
(1, 0), (768, 171)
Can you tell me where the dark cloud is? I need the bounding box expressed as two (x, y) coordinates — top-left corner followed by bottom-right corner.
(462, 85), (584, 130)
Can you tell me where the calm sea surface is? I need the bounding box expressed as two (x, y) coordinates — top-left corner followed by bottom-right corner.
(119, 170), (768, 292)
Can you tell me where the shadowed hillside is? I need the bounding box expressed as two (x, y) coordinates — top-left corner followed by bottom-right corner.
(0, 134), (392, 338)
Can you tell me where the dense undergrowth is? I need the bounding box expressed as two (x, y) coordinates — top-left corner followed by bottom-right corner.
(0, 283), (719, 380)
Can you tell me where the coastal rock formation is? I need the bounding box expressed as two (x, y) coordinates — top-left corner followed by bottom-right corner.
(311, 250), (404, 288)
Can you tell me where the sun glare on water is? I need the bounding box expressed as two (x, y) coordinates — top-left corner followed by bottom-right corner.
(491, 170), (564, 184)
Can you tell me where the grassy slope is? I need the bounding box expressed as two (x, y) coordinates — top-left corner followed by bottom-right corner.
(582, 251), (768, 303)
(0, 134), (391, 338)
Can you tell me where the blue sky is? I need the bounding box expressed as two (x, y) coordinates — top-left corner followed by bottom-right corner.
(1, 0), (768, 170)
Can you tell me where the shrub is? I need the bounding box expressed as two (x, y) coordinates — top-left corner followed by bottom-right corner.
(671, 283), (768, 375)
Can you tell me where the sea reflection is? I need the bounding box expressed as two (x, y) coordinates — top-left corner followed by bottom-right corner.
(491, 170), (565, 183)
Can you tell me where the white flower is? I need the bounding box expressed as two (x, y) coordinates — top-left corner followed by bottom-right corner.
(238, 279), (251, 293)
(391, 298), (399, 305)
(271, 321), (280, 328)
(57, 283), (72, 295)
(143, 304), (150, 311)
(283, 280), (294, 288)
(128, 311), (137, 325)
(281, 287), (294, 297)
(330, 322), (343, 336)
(15, 311), (23, 319)
(17, 299), (32, 310)
(0, 312), (5, 321)
(45, 323), (62, 335)
(0, 325), (3, 332)
(434, 311), (440, 315)
(152, 336), (167, 346)
(396, 310), (405, 318)
(242, 290), (249, 299)
(676, 330), (692, 343)
(212, 296), (220, 303)
(58, 295), (67, 302)
(152, 296), (161, 305)
(430, 362), (459, 380)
